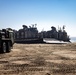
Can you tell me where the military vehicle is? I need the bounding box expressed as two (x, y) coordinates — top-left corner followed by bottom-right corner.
(14, 25), (70, 43)
(0, 28), (14, 53)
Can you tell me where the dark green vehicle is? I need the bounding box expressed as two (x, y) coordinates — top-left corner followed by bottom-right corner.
(0, 28), (14, 53)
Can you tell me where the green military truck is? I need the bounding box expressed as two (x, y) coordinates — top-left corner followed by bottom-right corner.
(0, 28), (14, 53)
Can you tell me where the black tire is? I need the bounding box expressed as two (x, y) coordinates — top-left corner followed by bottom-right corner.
(6, 42), (11, 52)
(1, 42), (6, 53)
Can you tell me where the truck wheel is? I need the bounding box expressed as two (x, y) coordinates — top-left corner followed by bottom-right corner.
(6, 42), (11, 52)
(1, 42), (6, 53)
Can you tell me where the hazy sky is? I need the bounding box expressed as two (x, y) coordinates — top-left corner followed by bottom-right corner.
(0, 0), (76, 37)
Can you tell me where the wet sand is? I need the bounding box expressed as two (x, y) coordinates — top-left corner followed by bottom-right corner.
(0, 43), (76, 75)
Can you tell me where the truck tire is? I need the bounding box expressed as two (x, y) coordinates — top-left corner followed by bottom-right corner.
(1, 42), (6, 53)
(6, 42), (11, 52)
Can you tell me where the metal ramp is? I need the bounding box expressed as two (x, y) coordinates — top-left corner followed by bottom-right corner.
(43, 38), (69, 44)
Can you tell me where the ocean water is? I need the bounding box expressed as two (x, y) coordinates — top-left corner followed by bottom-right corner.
(70, 37), (76, 42)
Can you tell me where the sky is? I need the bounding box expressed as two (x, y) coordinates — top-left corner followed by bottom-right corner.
(0, 0), (76, 37)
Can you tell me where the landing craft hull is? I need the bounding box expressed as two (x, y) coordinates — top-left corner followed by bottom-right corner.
(15, 38), (44, 44)
(15, 38), (70, 44)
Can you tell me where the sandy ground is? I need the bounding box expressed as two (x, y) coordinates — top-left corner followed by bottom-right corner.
(0, 43), (76, 75)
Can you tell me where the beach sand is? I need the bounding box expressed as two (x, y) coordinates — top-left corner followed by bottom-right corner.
(0, 43), (76, 75)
